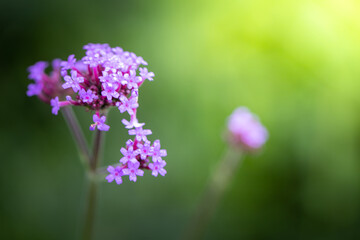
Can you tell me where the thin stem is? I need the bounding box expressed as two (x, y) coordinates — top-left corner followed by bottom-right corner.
(82, 111), (107, 240)
(185, 147), (243, 240)
(82, 177), (97, 240)
(61, 106), (91, 165)
(90, 129), (104, 172)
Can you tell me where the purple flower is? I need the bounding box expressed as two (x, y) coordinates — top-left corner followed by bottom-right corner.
(122, 117), (145, 129)
(227, 107), (268, 149)
(123, 161), (144, 182)
(119, 145), (139, 164)
(116, 95), (138, 115)
(60, 54), (76, 76)
(122, 70), (142, 89)
(106, 166), (123, 184)
(79, 89), (98, 103)
(129, 127), (152, 142)
(99, 71), (115, 83)
(52, 59), (62, 70)
(62, 70), (84, 92)
(82, 43), (111, 67)
(151, 140), (167, 162)
(90, 114), (110, 131)
(26, 83), (43, 96)
(50, 97), (60, 115)
(137, 140), (152, 160)
(139, 67), (155, 81)
(149, 160), (167, 177)
(126, 139), (134, 147)
(27, 43), (167, 185)
(101, 82), (119, 101)
(135, 56), (148, 66)
(28, 61), (48, 82)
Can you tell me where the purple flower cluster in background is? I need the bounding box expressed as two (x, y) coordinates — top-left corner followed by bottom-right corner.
(27, 43), (167, 184)
(27, 60), (72, 103)
(227, 107), (268, 150)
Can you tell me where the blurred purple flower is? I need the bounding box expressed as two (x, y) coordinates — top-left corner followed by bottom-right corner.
(227, 107), (268, 150)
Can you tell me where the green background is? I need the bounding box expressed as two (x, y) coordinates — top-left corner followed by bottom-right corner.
(1, 0), (360, 239)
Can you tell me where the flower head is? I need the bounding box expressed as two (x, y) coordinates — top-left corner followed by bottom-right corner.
(27, 60), (70, 101)
(27, 43), (167, 186)
(227, 107), (268, 150)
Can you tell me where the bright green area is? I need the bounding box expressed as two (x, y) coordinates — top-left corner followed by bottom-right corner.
(1, 0), (360, 239)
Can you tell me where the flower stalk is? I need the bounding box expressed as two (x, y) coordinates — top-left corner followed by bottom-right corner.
(61, 106), (91, 166)
(186, 107), (268, 239)
(186, 147), (243, 240)
(82, 177), (98, 240)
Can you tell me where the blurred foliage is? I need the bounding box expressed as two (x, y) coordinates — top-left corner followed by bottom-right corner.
(1, 0), (360, 239)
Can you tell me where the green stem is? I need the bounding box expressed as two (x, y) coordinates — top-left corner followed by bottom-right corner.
(90, 129), (104, 172)
(61, 106), (91, 165)
(82, 177), (97, 240)
(185, 147), (243, 240)
(82, 119), (107, 240)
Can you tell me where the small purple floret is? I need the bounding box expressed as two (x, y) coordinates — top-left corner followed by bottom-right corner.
(27, 83), (43, 96)
(119, 145), (139, 164)
(28, 61), (48, 82)
(139, 67), (155, 81)
(79, 89), (98, 103)
(90, 114), (110, 131)
(123, 161), (144, 182)
(122, 118), (145, 129)
(137, 140), (152, 160)
(151, 139), (167, 162)
(117, 95), (139, 115)
(101, 82), (119, 101)
(129, 127), (152, 141)
(50, 97), (60, 115)
(149, 160), (167, 177)
(106, 166), (123, 184)
(60, 54), (76, 76)
(62, 70), (84, 92)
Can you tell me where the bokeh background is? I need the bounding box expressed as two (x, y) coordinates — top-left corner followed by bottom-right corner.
(1, 0), (360, 239)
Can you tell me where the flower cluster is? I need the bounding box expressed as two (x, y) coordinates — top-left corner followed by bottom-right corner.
(227, 107), (268, 150)
(27, 60), (72, 103)
(106, 138), (167, 184)
(27, 43), (167, 184)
